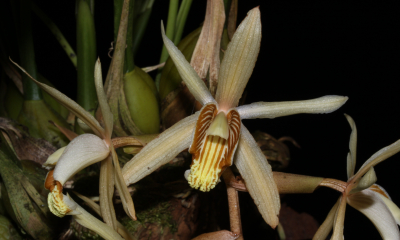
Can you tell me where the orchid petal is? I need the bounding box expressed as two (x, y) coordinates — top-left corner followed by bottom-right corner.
(99, 156), (117, 229)
(192, 230), (239, 240)
(350, 167), (377, 194)
(312, 198), (340, 240)
(215, 7), (261, 110)
(370, 184), (400, 226)
(331, 195), (347, 240)
(347, 189), (400, 239)
(351, 139), (400, 183)
(10, 59), (105, 137)
(94, 59), (113, 140)
(53, 134), (109, 185)
(345, 114), (357, 179)
(234, 124), (280, 228)
(74, 205), (124, 240)
(111, 145), (136, 220)
(43, 146), (66, 170)
(122, 112), (199, 185)
(237, 95), (348, 120)
(161, 23), (215, 105)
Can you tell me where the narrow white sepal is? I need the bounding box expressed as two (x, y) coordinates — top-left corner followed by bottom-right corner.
(74, 205), (124, 240)
(160, 22), (215, 106)
(53, 134), (110, 185)
(345, 114), (357, 179)
(347, 189), (400, 239)
(237, 95), (348, 120)
(234, 124), (280, 228)
(313, 199), (340, 240)
(122, 112), (199, 185)
(352, 139), (400, 183)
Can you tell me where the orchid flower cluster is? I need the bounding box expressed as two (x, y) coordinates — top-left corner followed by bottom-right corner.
(11, 4), (400, 240)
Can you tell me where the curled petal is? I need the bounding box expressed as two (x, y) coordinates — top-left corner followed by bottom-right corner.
(53, 134), (110, 185)
(351, 139), (400, 183)
(347, 189), (400, 239)
(350, 167), (377, 194)
(234, 124), (280, 228)
(122, 113), (199, 185)
(215, 7), (261, 110)
(237, 95), (348, 120)
(313, 198), (340, 240)
(161, 23), (215, 105)
(345, 114), (357, 179)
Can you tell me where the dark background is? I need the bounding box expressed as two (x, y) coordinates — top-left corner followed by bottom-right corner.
(27, 0), (400, 239)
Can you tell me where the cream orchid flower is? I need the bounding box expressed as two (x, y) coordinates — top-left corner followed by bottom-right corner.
(313, 114), (400, 240)
(11, 58), (133, 239)
(122, 7), (348, 228)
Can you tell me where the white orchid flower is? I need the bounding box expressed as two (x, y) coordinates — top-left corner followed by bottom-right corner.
(313, 114), (400, 240)
(12, 58), (133, 239)
(122, 7), (348, 228)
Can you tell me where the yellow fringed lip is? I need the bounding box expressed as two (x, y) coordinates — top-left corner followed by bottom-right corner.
(188, 103), (241, 192)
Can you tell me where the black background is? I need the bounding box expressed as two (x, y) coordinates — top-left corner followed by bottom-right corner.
(27, 0), (400, 239)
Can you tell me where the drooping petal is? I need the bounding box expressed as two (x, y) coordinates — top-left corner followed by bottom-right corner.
(370, 184), (400, 226)
(74, 204), (125, 240)
(237, 95), (348, 120)
(312, 198), (340, 240)
(234, 124), (280, 228)
(351, 139), (400, 183)
(331, 195), (347, 240)
(53, 134), (110, 185)
(122, 112), (199, 185)
(10, 59), (105, 137)
(347, 189), (400, 239)
(161, 23), (215, 106)
(345, 114), (357, 179)
(99, 155), (117, 230)
(111, 146), (136, 220)
(94, 59), (113, 141)
(215, 7), (261, 111)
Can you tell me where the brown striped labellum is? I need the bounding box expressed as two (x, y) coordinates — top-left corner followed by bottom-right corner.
(188, 103), (241, 191)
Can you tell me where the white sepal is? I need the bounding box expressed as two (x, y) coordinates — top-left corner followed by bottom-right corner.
(160, 23), (215, 106)
(237, 95), (348, 120)
(122, 112), (199, 185)
(345, 114), (357, 179)
(234, 124), (280, 228)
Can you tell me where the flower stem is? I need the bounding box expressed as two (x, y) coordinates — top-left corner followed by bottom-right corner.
(173, 0), (192, 45)
(222, 168), (243, 240)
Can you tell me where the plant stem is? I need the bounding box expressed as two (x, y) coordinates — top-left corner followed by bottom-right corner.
(124, 0), (135, 73)
(222, 168), (243, 240)
(31, 3), (77, 68)
(77, 0), (97, 111)
(132, 0), (154, 57)
(159, 0), (179, 64)
(18, 0), (42, 100)
(173, 0), (192, 45)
